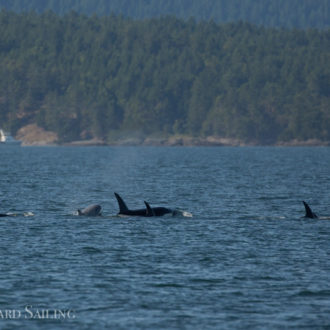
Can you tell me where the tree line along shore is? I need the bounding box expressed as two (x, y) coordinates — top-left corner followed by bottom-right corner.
(0, 11), (329, 145)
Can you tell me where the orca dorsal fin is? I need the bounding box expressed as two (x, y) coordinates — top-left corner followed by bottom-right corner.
(144, 201), (155, 216)
(303, 201), (317, 219)
(114, 192), (129, 213)
(77, 209), (82, 216)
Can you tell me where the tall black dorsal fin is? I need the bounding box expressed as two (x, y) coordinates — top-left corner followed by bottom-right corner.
(303, 201), (317, 219)
(144, 201), (155, 216)
(114, 193), (129, 213)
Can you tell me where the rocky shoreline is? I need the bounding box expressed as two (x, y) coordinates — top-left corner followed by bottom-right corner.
(15, 124), (330, 147)
(64, 137), (330, 147)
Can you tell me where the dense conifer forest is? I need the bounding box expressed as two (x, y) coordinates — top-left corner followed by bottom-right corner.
(0, 0), (329, 29)
(0, 11), (329, 143)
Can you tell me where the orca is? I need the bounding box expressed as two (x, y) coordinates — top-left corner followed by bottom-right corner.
(0, 211), (33, 217)
(144, 201), (173, 216)
(114, 193), (172, 217)
(77, 204), (102, 216)
(302, 201), (318, 219)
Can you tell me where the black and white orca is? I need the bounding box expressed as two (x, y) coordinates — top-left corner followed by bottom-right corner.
(114, 193), (172, 217)
(144, 201), (173, 216)
(77, 204), (102, 216)
(0, 212), (33, 217)
(302, 201), (318, 219)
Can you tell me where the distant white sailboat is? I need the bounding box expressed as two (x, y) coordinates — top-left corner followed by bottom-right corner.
(0, 129), (21, 145)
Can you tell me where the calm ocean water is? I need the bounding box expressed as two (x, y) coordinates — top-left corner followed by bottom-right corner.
(0, 146), (330, 329)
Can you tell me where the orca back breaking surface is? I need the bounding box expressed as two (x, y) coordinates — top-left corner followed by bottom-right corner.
(114, 192), (148, 216)
(302, 201), (318, 219)
(145, 201), (172, 216)
(77, 204), (102, 216)
(114, 193), (173, 217)
(144, 201), (155, 216)
(114, 193), (130, 214)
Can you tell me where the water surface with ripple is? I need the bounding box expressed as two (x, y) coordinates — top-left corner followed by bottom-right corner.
(0, 146), (330, 329)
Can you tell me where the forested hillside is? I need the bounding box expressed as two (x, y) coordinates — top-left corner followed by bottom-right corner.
(0, 0), (329, 29)
(0, 12), (329, 144)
